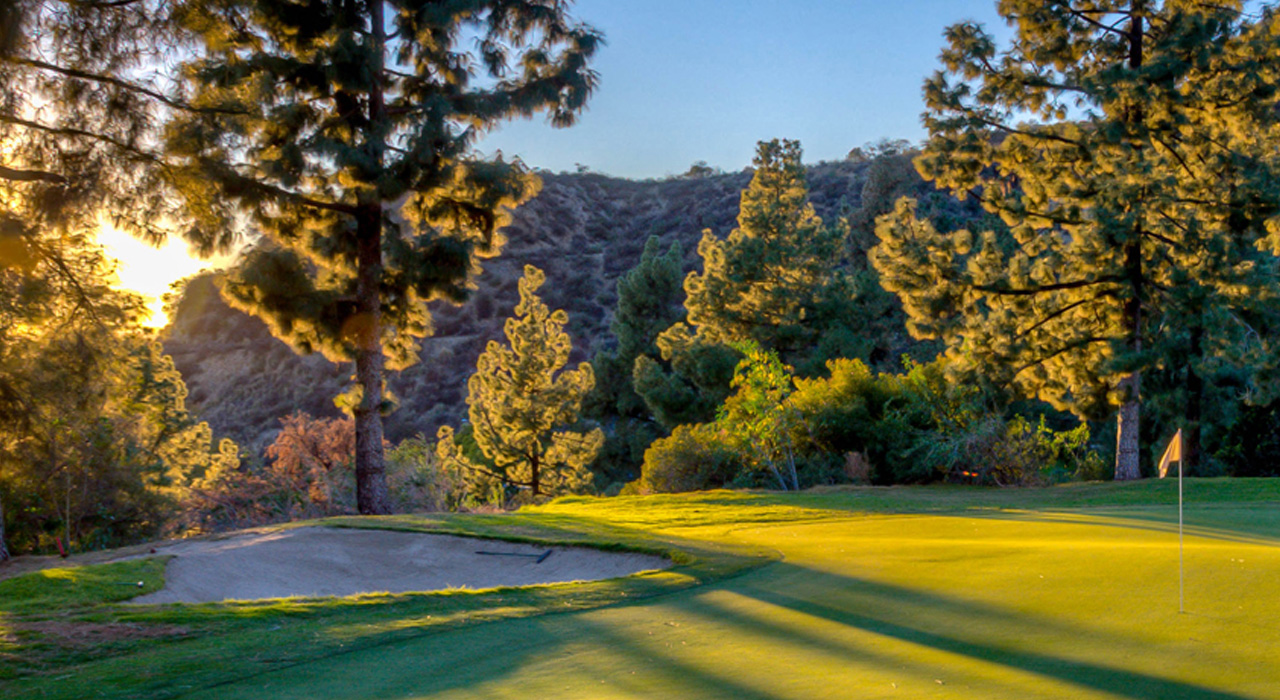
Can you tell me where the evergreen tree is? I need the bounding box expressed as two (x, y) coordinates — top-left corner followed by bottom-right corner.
(0, 0), (195, 306)
(0, 239), (233, 558)
(683, 139), (846, 356)
(637, 138), (883, 430)
(167, 1), (601, 513)
(587, 237), (684, 485)
(438, 266), (602, 498)
(633, 328), (741, 430)
(872, 2), (1280, 480)
(0, 2), (225, 558)
(592, 237), (685, 418)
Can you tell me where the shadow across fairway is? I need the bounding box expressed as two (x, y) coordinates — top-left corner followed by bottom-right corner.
(566, 616), (791, 700)
(170, 562), (1259, 700)
(971, 508), (1280, 548)
(730, 564), (1252, 700)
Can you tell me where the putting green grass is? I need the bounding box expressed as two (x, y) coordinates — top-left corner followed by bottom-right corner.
(5, 480), (1280, 699)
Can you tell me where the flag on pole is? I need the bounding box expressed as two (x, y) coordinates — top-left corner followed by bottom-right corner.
(1158, 428), (1183, 478)
(1156, 428), (1187, 612)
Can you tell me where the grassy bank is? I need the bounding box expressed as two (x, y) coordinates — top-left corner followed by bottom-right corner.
(3, 478), (1278, 699)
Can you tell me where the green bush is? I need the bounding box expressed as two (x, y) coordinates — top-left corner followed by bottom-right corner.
(631, 354), (1107, 494)
(788, 357), (941, 484)
(386, 436), (469, 512)
(638, 423), (739, 493)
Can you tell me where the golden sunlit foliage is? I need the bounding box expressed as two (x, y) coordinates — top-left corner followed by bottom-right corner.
(0, 232), (237, 558)
(873, 1), (1280, 480)
(438, 266), (601, 500)
(167, 0), (602, 515)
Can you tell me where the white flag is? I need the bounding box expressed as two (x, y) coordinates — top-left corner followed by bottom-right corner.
(1158, 428), (1183, 479)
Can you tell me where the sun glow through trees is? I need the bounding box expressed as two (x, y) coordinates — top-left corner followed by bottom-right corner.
(95, 224), (233, 328)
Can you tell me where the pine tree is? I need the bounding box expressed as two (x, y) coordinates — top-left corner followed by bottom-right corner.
(637, 138), (883, 430)
(587, 237), (685, 485)
(0, 1), (210, 558)
(438, 265), (602, 498)
(1, 0), (193, 290)
(167, 1), (601, 513)
(872, 2), (1280, 480)
(0, 240), (232, 558)
(592, 237), (685, 418)
(683, 139), (846, 356)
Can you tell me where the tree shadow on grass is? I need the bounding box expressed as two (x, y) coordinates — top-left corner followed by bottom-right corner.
(969, 508), (1280, 548)
(725, 564), (1255, 700)
(171, 560), (1260, 700)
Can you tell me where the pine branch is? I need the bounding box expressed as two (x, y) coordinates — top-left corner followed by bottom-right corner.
(1014, 335), (1113, 375)
(1061, 5), (1133, 38)
(0, 113), (164, 164)
(1151, 134), (1197, 180)
(1141, 222), (1185, 249)
(0, 164), (67, 184)
(456, 457), (531, 489)
(1015, 291), (1116, 339)
(974, 115), (1082, 147)
(205, 160), (359, 215)
(10, 57), (248, 116)
(66, 0), (147, 7)
(971, 274), (1124, 296)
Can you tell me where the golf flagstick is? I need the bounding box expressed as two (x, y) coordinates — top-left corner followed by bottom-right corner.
(1157, 429), (1183, 613)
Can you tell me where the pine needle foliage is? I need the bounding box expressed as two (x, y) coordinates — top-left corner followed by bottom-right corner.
(439, 265), (602, 498)
(586, 236), (685, 486)
(871, 1), (1280, 480)
(167, 0), (602, 512)
(682, 139), (846, 356)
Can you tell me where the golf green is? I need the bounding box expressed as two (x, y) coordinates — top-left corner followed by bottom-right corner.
(185, 505), (1280, 699)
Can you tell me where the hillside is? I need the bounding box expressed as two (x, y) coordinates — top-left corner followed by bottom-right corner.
(161, 160), (910, 456)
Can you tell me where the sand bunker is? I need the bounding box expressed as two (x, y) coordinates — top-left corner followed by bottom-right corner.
(128, 527), (669, 604)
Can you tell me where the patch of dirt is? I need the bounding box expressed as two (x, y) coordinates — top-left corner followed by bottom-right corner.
(18, 621), (189, 648)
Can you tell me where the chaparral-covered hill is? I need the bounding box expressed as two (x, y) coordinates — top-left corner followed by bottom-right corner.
(161, 155), (972, 456)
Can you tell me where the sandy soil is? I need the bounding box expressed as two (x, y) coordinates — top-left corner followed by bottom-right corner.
(1, 527), (670, 604)
(129, 527), (670, 604)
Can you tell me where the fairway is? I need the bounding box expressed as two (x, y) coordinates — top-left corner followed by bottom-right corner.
(179, 497), (1280, 699)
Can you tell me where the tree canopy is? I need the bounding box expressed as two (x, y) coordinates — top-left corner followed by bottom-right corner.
(872, 1), (1280, 479)
(168, 0), (602, 512)
(682, 139), (846, 356)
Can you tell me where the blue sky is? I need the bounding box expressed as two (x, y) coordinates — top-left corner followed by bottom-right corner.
(109, 1), (1013, 323)
(478, 0), (1008, 178)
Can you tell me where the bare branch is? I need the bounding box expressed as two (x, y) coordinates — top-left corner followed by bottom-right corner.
(0, 164), (67, 184)
(10, 57), (247, 116)
(972, 274), (1125, 296)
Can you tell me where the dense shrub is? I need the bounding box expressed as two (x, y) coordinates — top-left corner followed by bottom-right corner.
(632, 354), (1106, 493)
(788, 357), (929, 483)
(385, 436), (469, 512)
(177, 413), (467, 533)
(638, 423), (739, 493)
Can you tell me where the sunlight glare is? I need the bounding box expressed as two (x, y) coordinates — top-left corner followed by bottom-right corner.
(95, 225), (234, 328)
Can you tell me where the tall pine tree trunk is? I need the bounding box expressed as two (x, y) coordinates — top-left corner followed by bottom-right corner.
(1114, 6), (1145, 482)
(354, 207), (391, 515)
(351, 0), (391, 515)
(1115, 378), (1141, 480)
(1115, 240), (1144, 481)
(1115, 249), (1143, 481)
(530, 451), (541, 497)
